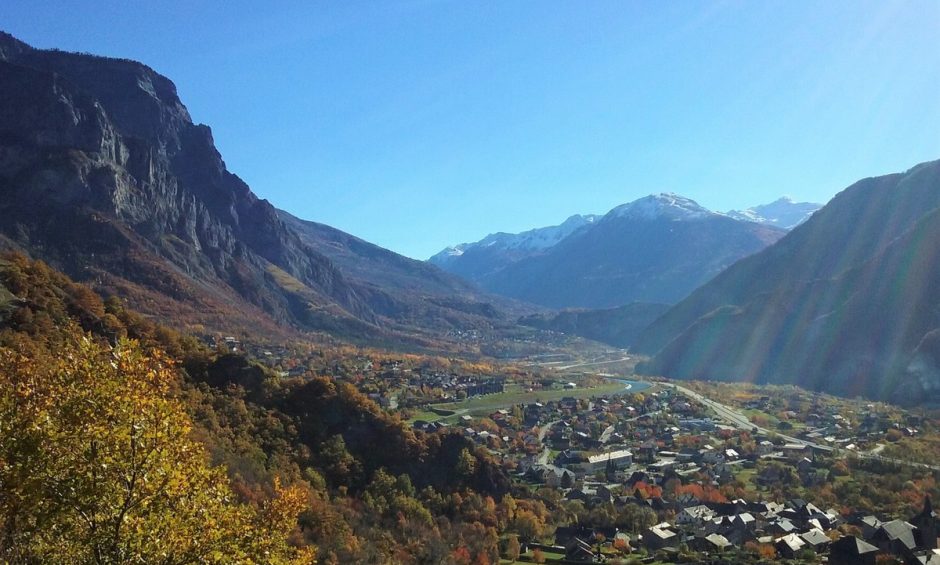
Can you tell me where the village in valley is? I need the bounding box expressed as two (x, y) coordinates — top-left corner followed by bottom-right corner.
(405, 358), (940, 564)
(220, 333), (940, 564)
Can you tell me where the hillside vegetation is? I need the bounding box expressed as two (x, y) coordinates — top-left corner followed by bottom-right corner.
(0, 253), (519, 563)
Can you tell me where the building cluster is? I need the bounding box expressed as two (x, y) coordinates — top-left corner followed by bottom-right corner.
(469, 388), (939, 563)
(535, 496), (938, 564)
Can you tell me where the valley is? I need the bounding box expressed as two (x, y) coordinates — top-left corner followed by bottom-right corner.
(0, 13), (939, 565)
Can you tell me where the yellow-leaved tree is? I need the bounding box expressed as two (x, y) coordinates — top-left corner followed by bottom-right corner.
(0, 334), (314, 564)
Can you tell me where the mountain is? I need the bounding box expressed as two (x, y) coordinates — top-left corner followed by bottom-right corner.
(726, 197), (822, 229)
(635, 159), (940, 404)
(0, 32), (510, 340)
(277, 210), (528, 323)
(434, 193), (785, 309)
(429, 213), (599, 278)
(519, 302), (670, 348)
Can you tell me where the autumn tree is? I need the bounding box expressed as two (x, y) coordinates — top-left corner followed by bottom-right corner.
(505, 535), (521, 562)
(0, 334), (311, 564)
(510, 508), (544, 540)
(616, 504), (657, 534)
(456, 447), (478, 477)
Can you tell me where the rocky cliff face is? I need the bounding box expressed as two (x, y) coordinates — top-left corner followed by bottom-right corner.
(0, 32), (504, 337)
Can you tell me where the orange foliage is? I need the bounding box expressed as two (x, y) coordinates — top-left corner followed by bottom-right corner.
(452, 546), (472, 565)
(758, 544), (777, 559)
(633, 481), (663, 499)
(674, 482), (728, 504)
(745, 541), (777, 559)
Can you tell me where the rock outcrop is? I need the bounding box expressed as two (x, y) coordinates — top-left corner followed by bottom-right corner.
(0, 32), (506, 338)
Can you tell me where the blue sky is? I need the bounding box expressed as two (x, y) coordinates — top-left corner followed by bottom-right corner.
(2, 1), (939, 259)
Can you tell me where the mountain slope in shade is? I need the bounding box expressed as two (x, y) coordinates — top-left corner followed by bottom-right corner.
(0, 32), (508, 338)
(278, 210), (531, 322)
(726, 197), (822, 229)
(474, 194), (785, 309)
(519, 302), (670, 348)
(635, 159), (940, 404)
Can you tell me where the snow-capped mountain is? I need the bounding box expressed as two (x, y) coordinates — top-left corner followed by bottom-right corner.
(431, 193), (712, 269)
(726, 197), (821, 229)
(429, 214), (600, 263)
(607, 193), (713, 221)
(429, 214), (598, 272)
(430, 193), (786, 308)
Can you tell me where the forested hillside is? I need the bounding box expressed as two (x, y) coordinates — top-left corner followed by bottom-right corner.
(0, 253), (523, 563)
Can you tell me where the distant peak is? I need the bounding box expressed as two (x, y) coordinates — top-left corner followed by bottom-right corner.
(607, 193), (712, 221)
(726, 197), (823, 230)
(560, 213), (600, 227)
(428, 212), (600, 263)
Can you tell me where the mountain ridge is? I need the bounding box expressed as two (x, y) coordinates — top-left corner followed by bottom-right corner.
(431, 193), (786, 309)
(428, 213), (599, 282)
(635, 158), (940, 403)
(0, 31), (513, 341)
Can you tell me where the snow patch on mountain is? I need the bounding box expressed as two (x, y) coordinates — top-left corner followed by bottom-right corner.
(429, 214), (599, 263)
(606, 193), (713, 221)
(727, 197), (822, 229)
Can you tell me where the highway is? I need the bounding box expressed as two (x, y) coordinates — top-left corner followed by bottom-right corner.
(554, 356), (632, 371)
(524, 352), (940, 473)
(667, 383), (940, 472)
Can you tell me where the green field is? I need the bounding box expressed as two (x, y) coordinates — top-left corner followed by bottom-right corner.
(409, 379), (651, 422)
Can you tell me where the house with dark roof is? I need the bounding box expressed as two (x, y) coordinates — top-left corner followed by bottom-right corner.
(715, 513), (757, 546)
(781, 443), (812, 461)
(636, 442), (658, 464)
(565, 488), (589, 502)
(854, 515), (884, 539)
(829, 536), (879, 565)
(554, 526), (617, 547)
(675, 492), (701, 507)
(563, 537), (597, 563)
(766, 518), (797, 536)
(527, 464), (574, 488)
(626, 470), (651, 487)
(912, 496), (938, 550)
(871, 519), (919, 562)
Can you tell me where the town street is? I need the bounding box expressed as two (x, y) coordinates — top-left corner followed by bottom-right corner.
(537, 419), (560, 465)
